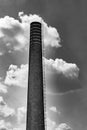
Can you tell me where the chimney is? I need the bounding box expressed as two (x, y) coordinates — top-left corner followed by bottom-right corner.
(26, 22), (45, 130)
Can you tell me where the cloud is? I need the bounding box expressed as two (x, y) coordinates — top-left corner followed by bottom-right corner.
(0, 105), (26, 130)
(0, 52), (3, 56)
(0, 120), (12, 130)
(0, 15), (29, 54)
(4, 57), (80, 93)
(19, 12), (42, 23)
(14, 120), (71, 130)
(13, 128), (21, 130)
(0, 96), (15, 117)
(49, 106), (58, 113)
(0, 12), (60, 55)
(0, 83), (7, 93)
(4, 64), (28, 88)
(47, 118), (57, 130)
(43, 24), (61, 48)
(44, 57), (81, 94)
(13, 128), (23, 130)
(19, 12), (61, 48)
(13, 126), (26, 130)
(56, 123), (72, 130)
(46, 118), (72, 130)
(44, 57), (79, 79)
(17, 107), (26, 124)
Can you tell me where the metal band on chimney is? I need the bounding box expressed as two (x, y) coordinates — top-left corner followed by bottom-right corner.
(30, 22), (42, 45)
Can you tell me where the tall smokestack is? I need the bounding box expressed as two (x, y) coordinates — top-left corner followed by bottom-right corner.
(26, 22), (45, 130)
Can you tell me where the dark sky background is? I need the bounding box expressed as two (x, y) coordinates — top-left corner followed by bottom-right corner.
(1, 0), (87, 130)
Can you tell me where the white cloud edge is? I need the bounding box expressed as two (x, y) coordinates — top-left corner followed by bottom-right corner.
(49, 106), (58, 113)
(4, 64), (28, 88)
(44, 57), (79, 79)
(0, 96), (15, 117)
(46, 117), (72, 130)
(0, 82), (7, 93)
(4, 56), (79, 88)
(17, 106), (26, 124)
(0, 12), (61, 55)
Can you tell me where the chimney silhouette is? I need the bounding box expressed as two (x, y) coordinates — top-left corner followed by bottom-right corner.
(26, 22), (45, 130)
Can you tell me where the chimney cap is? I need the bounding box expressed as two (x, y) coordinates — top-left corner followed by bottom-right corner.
(30, 22), (41, 27)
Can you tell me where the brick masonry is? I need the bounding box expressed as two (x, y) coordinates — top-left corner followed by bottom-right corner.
(26, 22), (45, 130)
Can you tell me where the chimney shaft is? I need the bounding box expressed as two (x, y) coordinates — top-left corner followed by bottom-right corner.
(26, 22), (45, 130)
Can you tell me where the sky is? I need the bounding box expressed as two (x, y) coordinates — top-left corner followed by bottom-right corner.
(0, 0), (87, 130)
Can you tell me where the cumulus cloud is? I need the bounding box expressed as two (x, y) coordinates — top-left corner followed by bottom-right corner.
(49, 106), (58, 113)
(0, 105), (26, 130)
(0, 12), (60, 55)
(46, 119), (72, 130)
(0, 15), (29, 54)
(17, 107), (26, 124)
(19, 12), (61, 47)
(13, 128), (23, 130)
(13, 128), (21, 130)
(13, 126), (26, 130)
(0, 120), (12, 130)
(43, 24), (60, 48)
(4, 64), (28, 87)
(56, 123), (72, 130)
(44, 57), (79, 79)
(44, 57), (81, 93)
(0, 96), (15, 117)
(19, 12), (42, 23)
(0, 83), (7, 93)
(4, 57), (80, 93)
(47, 118), (57, 130)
